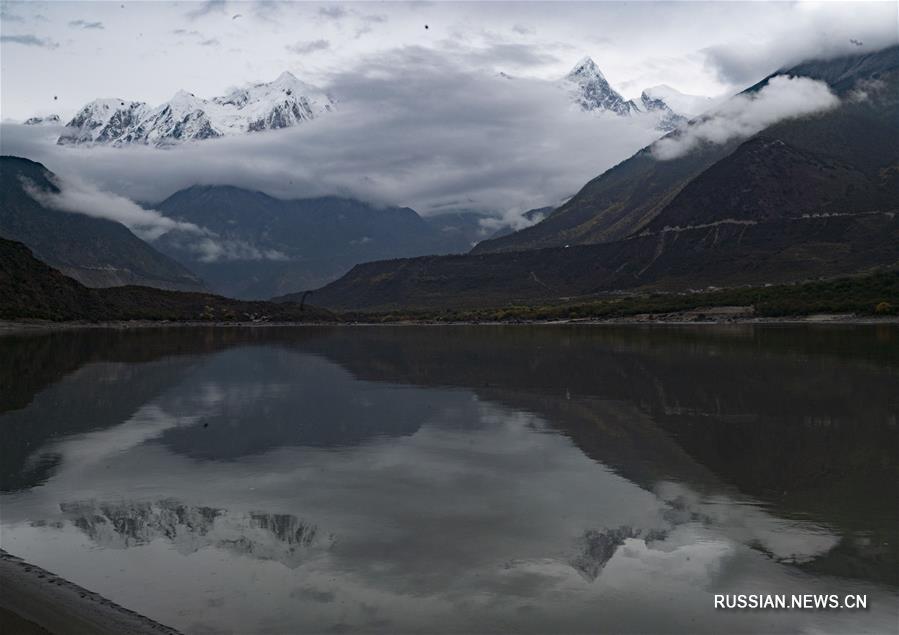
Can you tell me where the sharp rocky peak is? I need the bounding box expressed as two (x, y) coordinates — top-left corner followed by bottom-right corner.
(273, 70), (299, 84)
(566, 56), (607, 83)
(563, 56), (637, 117)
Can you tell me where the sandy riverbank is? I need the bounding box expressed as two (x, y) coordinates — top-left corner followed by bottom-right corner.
(0, 551), (179, 635)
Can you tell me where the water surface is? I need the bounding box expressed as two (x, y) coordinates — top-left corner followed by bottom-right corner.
(1, 325), (897, 634)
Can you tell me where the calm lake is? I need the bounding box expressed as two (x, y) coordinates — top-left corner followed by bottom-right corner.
(1, 325), (897, 634)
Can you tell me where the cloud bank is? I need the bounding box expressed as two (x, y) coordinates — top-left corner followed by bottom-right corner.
(652, 75), (839, 160)
(0, 34), (58, 48)
(2, 48), (663, 227)
(700, 3), (898, 86)
(23, 174), (286, 262)
(24, 175), (203, 241)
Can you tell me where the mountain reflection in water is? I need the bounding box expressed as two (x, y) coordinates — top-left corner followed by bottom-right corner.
(53, 499), (324, 568)
(0, 325), (896, 634)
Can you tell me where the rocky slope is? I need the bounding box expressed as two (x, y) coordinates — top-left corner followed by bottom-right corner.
(473, 45), (899, 255)
(0, 237), (333, 322)
(0, 157), (205, 291)
(304, 212), (899, 310)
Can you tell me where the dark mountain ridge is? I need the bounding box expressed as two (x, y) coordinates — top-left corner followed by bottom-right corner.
(300, 212), (898, 310)
(0, 237), (333, 322)
(154, 185), (491, 299)
(472, 45), (899, 255)
(304, 45), (899, 310)
(0, 156), (204, 291)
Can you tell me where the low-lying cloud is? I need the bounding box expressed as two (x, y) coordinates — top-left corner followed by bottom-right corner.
(1, 47), (663, 229)
(24, 175), (203, 241)
(23, 174), (286, 263)
(701, 7), (898, 86)
(652, 75), (839, 160)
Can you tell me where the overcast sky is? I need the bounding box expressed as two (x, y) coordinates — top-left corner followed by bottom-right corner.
(1, 1), (896, 222)
(3, 1), (896, 121)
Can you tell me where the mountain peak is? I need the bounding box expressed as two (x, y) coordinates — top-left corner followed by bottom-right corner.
(58, 72), (335, 147)
(273, 70), (299, 84)
(566, 56), (606, 83)
(170, 89), (201, 103)
(642, 84), (717, 118)
(563, 56), (637, 117)
(24, 114), (61, 126)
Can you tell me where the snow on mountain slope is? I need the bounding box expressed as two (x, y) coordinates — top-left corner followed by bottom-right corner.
(639, 91), (687, 131)
(561, 57), (704, 132)
(562, 57), (640, 116)
(642, 85), (721, 118)
(58, 71), (334, 147)
(24, 114), (61, 125)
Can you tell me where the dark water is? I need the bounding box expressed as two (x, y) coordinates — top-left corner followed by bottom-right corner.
(1, 325), (897, 634)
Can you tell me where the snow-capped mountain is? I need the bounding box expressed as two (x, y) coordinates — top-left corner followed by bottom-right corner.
(562, 57), (705, 132)
(58, 71), (334, 147)
(24, 114), (61, 125)
(639, 91), (687, 131)
(59, 498), (329, 569)
(642, 85), (719, 118)
(563, 57), (640, 116)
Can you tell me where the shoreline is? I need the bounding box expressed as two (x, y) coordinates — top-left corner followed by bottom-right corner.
(0, 550), (180, 635)
(1, 313), (897, 334)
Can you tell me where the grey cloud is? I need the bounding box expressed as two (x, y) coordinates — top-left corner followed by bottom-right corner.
(286, 39), (330, 55)
(473, 42), (559, 67)
(848, 77), (886, 103)
(24, 174), (203, 241)
(354, 13), (387, 38)
(318, 6), (347, 20)
(652, 75), (839, 160)
(702, 43), (776, 86)
(0, 7), (24, 21)
(69, 19), (104, 30)
(1, 34), (59, 48)
(702, 15), (899, 87)
(512, 24), (535, 36)
(1, 46), (661, 228)
(249, 2), (281, 23)
(171, 29), (218, 47)
(185, 0), (226, 20)
(442, 41), (561, 70)
(22, 173), (285, 262)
